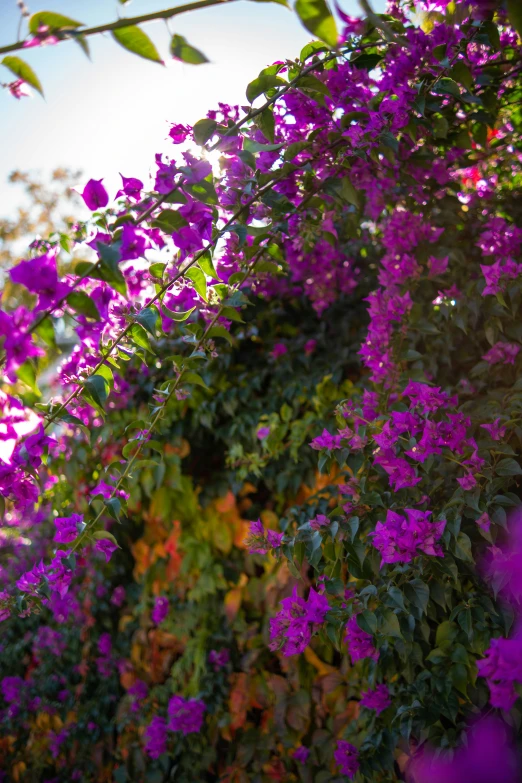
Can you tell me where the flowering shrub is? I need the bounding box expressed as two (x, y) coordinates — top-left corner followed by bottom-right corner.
(1, 0), (522, 780)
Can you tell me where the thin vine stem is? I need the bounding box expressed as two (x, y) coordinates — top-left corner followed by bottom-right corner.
(0, 0), (236, 56)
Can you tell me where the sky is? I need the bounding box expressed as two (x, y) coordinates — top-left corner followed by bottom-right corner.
(0, 0), (385, 216)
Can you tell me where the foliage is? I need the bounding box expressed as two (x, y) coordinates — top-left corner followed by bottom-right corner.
(1, 1), (522, 781)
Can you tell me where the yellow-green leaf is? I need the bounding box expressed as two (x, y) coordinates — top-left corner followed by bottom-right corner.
(170, 34), (208, 65)
(112, 26), (163, 64)
(294, 0), (338, 48)
(28, 11), (83, 34)
(1, 56), (43, 95)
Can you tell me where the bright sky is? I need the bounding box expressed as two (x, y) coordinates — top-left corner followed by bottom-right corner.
(0, 0), (385, 215)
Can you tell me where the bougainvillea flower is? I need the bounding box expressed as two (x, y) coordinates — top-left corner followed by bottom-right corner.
(151, 596), (169, 625)
(344, 615), (379, 663)
(334, 741), (360, 779)
(116, 174), (143, 201)
(360, 683), (391, 714)
(144, 716), (167, 758)
(80, 178), (109, 210)
(169, 123), (190, 144)
(167, 695), (206, 734)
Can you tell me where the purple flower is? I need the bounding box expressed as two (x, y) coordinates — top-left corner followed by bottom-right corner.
(403, 381), (452, 414)
(457, 473), (477, 491)
(477, 637), (522, 710)
(334, 740), (360, 779)
(369, 509), (445, 565)
(129, 679), (148, 712)
(246, 518), (268, 554)
(482, 341), (520, 365)
(310, 514), (329, 530)
(304, 339), (317, 355)
(167, 695), (206, 734)
(360, 683), (391, 714)
(116, 174), (143, 201)
(81, 178), (109, 210)
(272, 343), (287, 359)
(427, 255), (449, 277)
(1, 676), (25, 703)
(310, 429), (342, 451)
(208, 648), (230, 671)
(269, 587), (329, 656)
(120, 224), (149, 261)
(54, 514), (83, 544)
(476, 512), (491, 533)
(98, 632), (112, 657)
(267, 529), (284, 548)
(480, 419), (507, 441)
(411, 717), (520, 783)
(10, 251), (58, 297)
(151, 596), (169, 625)
(169, 123), (190, 144)
(373, 450), (422, 491)
(111, 586), (126, 607)
(257, 426), (270, 440)
(144, 716), (167, 759)
(94, 537), (119, 563)
(344, 616), (379, 664)
(293, 746), (310, 764)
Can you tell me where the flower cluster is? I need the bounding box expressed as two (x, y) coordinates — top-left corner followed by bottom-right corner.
(369, 509), (446, 566)
(269, 587), (329, 656)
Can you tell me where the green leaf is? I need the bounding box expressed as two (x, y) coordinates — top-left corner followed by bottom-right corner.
(162, 305), (196, 322)
(28, 11), (83, 33)
(96, 242), (127, 297)
(339, 177), (360, 208)
(294, 0), (338, 48)
(351, 52), (383, 70)
(256, 107), (275, 143)
(17, 360), (40, 394)
(450, 61), (473, 91)
(433, 77), (461, 98)
(193, 118), (218, 146)
(1, 56), (43, 95)
(130, 323), (155, 354)
(246, 74), (286, 103)
(454, 532), (474, 562)
(152, 208), (187, 233)
(380, 610), (402, 638)
(66, 291), (100, 320)
(507, 0), (522, 38)
(298, 74), (331, 96)
(93, 529), (120, 545)
(404, 579), (430, 615)
(34, 317), (56, 347)
(134, 307), (158, 337)
(149, 262), (166, 279)
(183, 371), (209, 390)
(186, 267), (208, 302)
(198, 250), (220, 280)
(386, 586), (406, 612)
(220, 306), (244, 323)
(83, 374), (110, 407)
(111, 26), (163, 64)
(496, 458), (522, 476)
(170, 34), (208, 65)
(207, 324), (233, 346)
(436, 620), (458, 646)
(300, 40), (328, 61)
(357, 610), (378, 635)
(185, 175), (218, 205)
(103, 498), (122, 522)
(96, 363), (114, 389)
